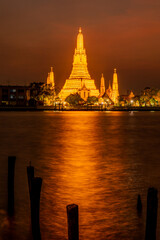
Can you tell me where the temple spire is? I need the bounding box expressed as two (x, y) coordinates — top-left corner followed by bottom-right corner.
(77, 27), (84, 50)
(50, 67), (54, 88)
(112, 68), (118, 90)
(69, 27), (91, 79)
(59, 28), (99, 100)
(47, 73), (50, 85)
(100, 73), (105, 96)
(46, 67), (55, 87)
(112, 68), (119, 104)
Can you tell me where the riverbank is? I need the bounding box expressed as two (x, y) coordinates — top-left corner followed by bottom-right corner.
(0, 106), (160, 111)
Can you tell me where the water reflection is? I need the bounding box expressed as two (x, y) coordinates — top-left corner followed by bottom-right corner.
(39, 112), (146, 240)
(0, 112), (160, 239)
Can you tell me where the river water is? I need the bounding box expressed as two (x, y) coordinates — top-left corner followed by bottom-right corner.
(0, 111), (160, 240)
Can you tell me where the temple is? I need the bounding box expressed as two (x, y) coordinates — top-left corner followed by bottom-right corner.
(106, 80), (112, 98)
(46, 67), (55, 88)
(111, 69), (119, 104)
(59, 28), (99, 100)
(100, 74), (105, 96)
(104, 69), (119, 104)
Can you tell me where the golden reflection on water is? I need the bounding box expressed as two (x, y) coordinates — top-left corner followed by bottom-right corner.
(1, 111), (160, 240)
(39, 112), (145, 240)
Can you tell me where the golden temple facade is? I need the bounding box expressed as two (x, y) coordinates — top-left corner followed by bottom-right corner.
(100, 74), (105, 96)
(111, 68), (119, 104)
(46, 67), (55, 88)
(104, 69), (119, 105)
(59, 28), (99, 100)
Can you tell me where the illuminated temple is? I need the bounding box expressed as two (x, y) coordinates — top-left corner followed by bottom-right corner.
(46, 67), (55, 88)
(102, 69), (119, 104)
(110, 68), (119, 104)
(59, 28), (99, 100)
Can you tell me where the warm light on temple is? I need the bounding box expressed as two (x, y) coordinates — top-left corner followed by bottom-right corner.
(111, 68), (119, 104)
(100, 74), (105, 96)
(77, 27), (84, 50)
(59, 28), (99, 100)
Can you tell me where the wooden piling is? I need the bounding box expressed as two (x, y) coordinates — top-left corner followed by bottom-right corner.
(145, 187), (158, 240)
(30, 177), (42, 240)
(137, 194), (142, 213)
(67, 204), (79, 240)
(8, 156), (16, 215)
(27, 165), (34, 198)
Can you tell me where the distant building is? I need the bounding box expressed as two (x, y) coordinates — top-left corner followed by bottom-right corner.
(0, 86), (30, 106)
(128, 91), (135, 99)
(119, 91), (137, 106)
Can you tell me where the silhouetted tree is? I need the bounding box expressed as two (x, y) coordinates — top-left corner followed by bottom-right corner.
(87, 96), (98, 104)
(65, 93), (84, 105)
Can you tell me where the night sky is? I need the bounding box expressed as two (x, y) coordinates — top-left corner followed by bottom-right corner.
(0, 0), (160, 94)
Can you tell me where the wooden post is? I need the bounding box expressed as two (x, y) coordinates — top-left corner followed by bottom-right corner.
(27, 165), (34, 198)
(145, 187), (158, 240)
(8, 156), (16, 215)
(30, 177), (42, 240)
(137, 194), (142, 213)
(67, 204), (79, 240)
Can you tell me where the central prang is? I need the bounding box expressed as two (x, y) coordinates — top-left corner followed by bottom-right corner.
(59, 28), (99, 101)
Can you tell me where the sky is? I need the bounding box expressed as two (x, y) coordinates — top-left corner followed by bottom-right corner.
(0, 0), (160, 94)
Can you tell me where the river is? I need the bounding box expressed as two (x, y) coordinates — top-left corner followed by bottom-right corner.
(0, 111), (160, 240)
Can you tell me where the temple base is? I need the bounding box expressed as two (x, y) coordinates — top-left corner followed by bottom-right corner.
(59, 78), (99, 100)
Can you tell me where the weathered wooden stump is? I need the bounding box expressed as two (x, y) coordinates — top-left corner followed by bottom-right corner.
(8, 156), (16, 215)
(67, 204), (79, 240)
(27, 165), (34, 198)
(137, 194), (142, 213)
(145, 187), (158, 240)
(30, 177), (42, 240)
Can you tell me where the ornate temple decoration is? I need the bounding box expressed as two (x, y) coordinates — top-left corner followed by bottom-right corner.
(46, 67), (55, 88)
(100, 74), (105, 96)
(111, 68), (119, 104)
(59, 28), (99, 100)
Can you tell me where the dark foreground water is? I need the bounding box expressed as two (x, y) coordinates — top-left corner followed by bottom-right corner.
(0, 111), (160, 240)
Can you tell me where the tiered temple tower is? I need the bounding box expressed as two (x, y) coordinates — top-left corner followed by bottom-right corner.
(100, 74), (105, 96)
(106, 80), (112, 98)
(47, 73), (50, 85)
(111, 68), (119, 104)
(46, 67), (55, 88)
(59, 28), (99, 100)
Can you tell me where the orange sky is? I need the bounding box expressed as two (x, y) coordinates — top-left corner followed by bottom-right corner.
(0, 0), (160, 94)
